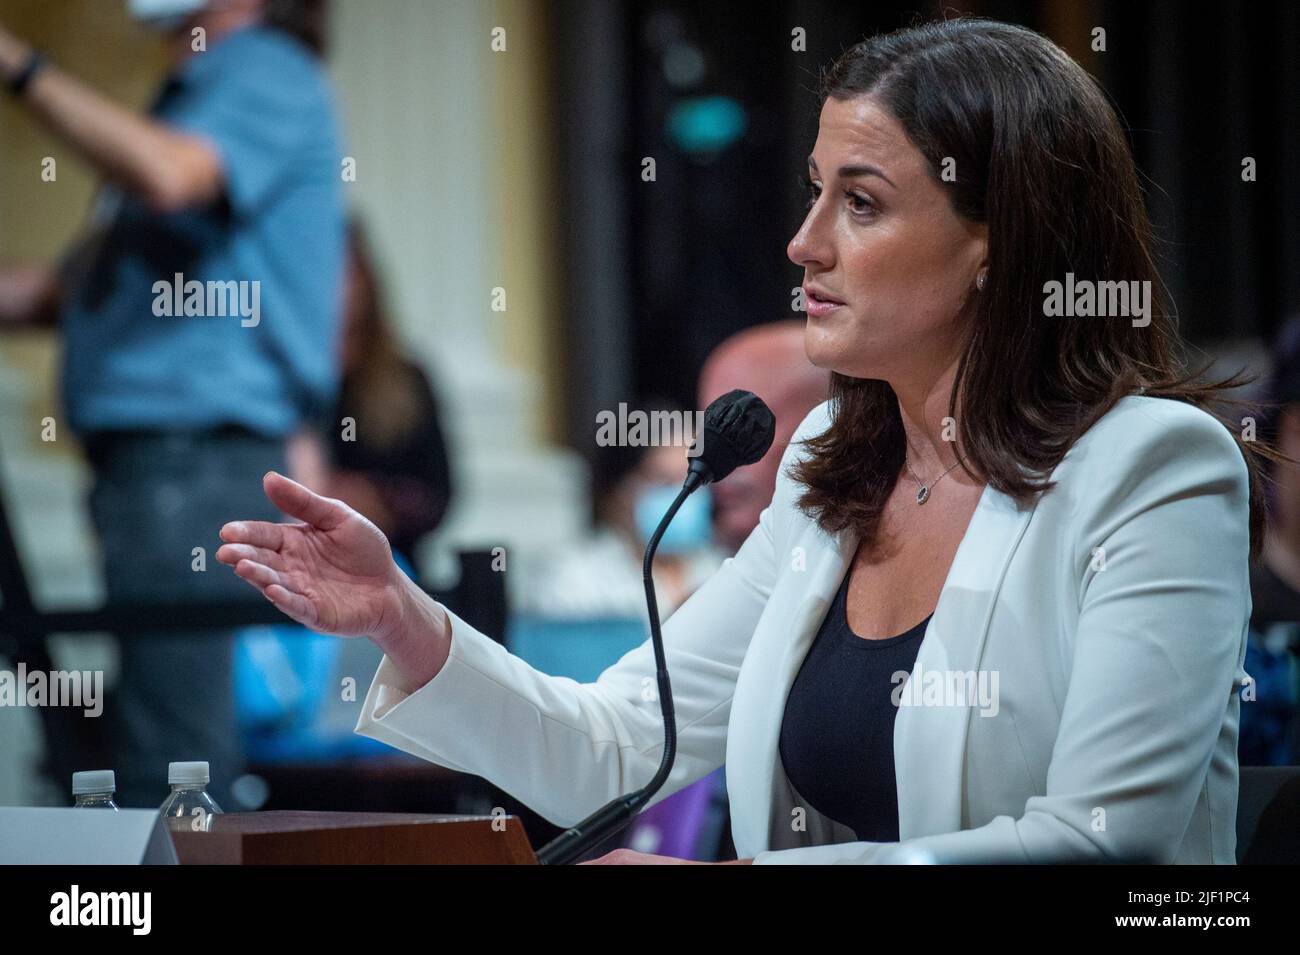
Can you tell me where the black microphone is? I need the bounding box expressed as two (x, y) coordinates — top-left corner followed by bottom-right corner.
(686, 389), (777, 490)
(536, 390), (775, 865)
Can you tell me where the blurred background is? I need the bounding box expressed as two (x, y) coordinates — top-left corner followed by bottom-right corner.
(1, 0), (1297, 860)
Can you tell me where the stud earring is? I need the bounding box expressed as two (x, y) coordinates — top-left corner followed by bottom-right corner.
(976, 271), (987, 291)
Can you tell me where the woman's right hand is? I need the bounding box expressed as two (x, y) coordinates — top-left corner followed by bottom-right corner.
(216, 471), (451, 689)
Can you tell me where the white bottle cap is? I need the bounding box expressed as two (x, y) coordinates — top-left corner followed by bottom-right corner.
(72, 770), (116, 795)
(168, 761), (210, 786)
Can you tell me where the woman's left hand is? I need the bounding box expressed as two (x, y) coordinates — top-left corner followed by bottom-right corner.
(581, 849), (751, 864)
(581, 849), (698, 864)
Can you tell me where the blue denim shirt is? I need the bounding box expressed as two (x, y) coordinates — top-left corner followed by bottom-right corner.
(61, 26), (345, 438)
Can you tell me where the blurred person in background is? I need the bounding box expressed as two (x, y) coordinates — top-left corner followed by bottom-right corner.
(0, 0), (343, 807)
(236, 219), (453, 764)
(697, 320), (830, 553)
(287, 219), (453, 565)
(527, 317), (827, 627)
(1243, 316), (1300, 765)
(523, 405), (722, 621)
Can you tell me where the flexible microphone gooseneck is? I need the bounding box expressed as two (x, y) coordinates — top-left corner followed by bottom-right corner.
(536, 390), (775, 865)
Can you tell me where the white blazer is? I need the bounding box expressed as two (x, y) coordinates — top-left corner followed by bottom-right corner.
(355, 395), (1252, 864)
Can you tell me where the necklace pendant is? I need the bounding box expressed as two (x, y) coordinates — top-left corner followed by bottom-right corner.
(916, 485), (930, 505)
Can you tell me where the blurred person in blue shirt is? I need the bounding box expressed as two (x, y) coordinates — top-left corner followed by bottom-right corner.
(522, 412), (724, 624)
(0, 0), (344, 806)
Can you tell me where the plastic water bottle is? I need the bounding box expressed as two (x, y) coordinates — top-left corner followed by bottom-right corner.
(72, 770), (119, 810)
(158, 761), (223, 832)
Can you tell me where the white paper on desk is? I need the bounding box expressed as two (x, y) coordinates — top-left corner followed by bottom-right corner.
(0, 808), (178, 864)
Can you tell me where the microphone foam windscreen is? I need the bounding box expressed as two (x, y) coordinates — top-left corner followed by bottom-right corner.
(696, 389), (776, 482)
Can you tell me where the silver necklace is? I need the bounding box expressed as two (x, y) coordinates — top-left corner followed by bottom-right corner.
(903, 456), (961, 505)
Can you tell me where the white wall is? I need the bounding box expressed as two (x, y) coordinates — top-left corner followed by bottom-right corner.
(328, 0), (587, 598)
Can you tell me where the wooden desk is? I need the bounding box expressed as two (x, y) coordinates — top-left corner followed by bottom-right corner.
(170, 810), (537, 864)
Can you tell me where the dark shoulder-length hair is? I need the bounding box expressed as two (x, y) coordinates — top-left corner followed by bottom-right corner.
(790, 18), (1281, 559)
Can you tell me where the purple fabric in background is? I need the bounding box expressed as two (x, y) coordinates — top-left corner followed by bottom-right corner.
(622, 770), (723, 860)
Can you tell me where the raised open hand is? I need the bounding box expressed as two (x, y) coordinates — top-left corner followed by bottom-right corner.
(216, 471), (408, 641)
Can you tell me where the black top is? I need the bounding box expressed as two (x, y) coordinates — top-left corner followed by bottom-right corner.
(778, 572), (933, 842)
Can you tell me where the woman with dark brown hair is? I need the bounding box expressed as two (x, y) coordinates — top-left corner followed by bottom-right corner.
(287, 219), (453, 562)
(325, 221), (453, 561)
(218, 19), (1270, 863)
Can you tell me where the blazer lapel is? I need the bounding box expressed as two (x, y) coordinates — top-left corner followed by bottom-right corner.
(893, 483), (1037, 839)
(727, 523), (857, 853)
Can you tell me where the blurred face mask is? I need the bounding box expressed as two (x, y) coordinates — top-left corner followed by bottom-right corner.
(127, 0), (209, 32)
(634, 484), (713, 555)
